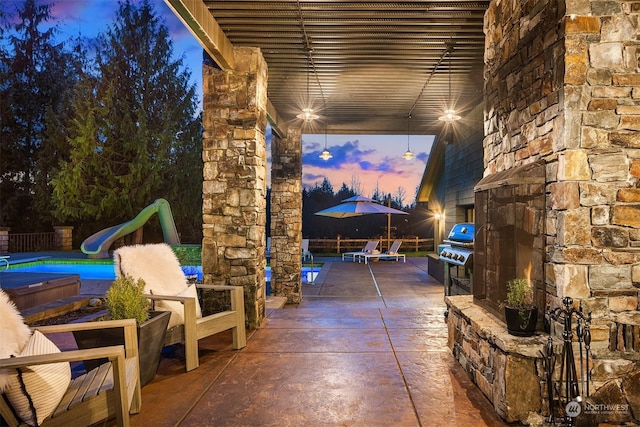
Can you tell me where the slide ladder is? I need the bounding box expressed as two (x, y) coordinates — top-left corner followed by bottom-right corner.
(81, 199), (180, 258)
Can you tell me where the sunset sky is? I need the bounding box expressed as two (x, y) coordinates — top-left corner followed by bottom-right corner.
(3, 0), (434, 202)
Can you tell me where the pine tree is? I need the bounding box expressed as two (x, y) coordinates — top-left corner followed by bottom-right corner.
(52, 0), (200, 238)
(0, 0), (78, 230)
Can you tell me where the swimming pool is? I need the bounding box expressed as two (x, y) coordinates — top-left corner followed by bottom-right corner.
(6, 261), (201, 281)
(7, 261), (317, 283)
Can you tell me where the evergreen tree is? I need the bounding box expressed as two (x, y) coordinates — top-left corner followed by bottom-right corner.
(166, 112), (203, 243)
(34, 34), (87, 226)
(335, 183), (354, 202)
(52, 0), (200, 239)
(0, 0), (78, 230)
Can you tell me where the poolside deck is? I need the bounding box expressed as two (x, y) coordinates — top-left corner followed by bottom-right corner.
(76, 256), (505, 427)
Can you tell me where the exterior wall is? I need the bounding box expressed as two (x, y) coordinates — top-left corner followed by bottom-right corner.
(443, 103), (485, 233)
(270, 128), (303, 303)
(201, 47), (268, 330)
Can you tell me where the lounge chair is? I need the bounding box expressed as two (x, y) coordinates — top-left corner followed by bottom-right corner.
(266, 237), (271, 260)
(302, 238), (313, 262)
(342, 240), (379, 262)
(0, 288), (141, 427)
(359, 240), (406, 264)
(114, 243), (246, 372)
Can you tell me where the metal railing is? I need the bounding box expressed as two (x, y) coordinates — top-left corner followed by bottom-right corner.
(9, 232), (57, 252)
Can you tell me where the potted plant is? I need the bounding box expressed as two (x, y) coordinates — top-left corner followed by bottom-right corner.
(502, 278), (538, 337)
(74, 275), (170, 386)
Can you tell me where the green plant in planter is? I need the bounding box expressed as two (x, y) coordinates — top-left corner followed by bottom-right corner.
(504, 278), (534, 314)
(77, 275), (170, 387)
(501, 278), (537, 336)
(105, 275), (150, 324)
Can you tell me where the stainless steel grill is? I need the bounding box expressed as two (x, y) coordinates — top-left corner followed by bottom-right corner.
(440, 223), (474, 296)
(439, 223), (474, 267)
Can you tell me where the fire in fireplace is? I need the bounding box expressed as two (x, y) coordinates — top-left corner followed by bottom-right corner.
(473, 161), (546, 327)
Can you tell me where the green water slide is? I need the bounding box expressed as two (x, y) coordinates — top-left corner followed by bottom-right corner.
(81, 198), (180, 258)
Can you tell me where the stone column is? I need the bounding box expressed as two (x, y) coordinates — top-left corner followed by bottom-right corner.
(201, 47), (268, 330)
(53, 226), (73, 251)
(0, 228), (9, 254)
(270, 128), (303, 303)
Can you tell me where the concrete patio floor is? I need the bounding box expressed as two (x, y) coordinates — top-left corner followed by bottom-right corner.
(94, 256), (509, 427)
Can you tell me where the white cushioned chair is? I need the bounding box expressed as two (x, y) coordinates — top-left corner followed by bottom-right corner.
(114, 243), (246, 372)
(0, 289), (141, 427)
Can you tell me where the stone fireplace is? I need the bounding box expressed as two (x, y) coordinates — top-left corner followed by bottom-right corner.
(445, 0), (640, 424)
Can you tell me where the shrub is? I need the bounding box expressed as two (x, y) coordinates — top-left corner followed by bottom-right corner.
(105, 275), (150, 324)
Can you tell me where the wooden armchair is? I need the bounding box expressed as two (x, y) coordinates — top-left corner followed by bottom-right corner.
(0, 319), (141, 427)
(114, 243), (247, 372)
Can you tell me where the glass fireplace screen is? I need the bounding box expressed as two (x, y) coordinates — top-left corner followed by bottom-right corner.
(473, 160), (546, 324)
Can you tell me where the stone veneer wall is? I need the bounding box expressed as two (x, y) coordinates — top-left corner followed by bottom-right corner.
(53, 226), (73, 251)
(270, 128), (303, 303)
(201, 47), (268, 329)
(0, 228), (8, 253)
(446, 0), (640, 423)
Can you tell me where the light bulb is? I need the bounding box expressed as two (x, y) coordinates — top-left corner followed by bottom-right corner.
(438, 109), (461, 123)
(319, 149), (332, 160)
(296, 108), (318, 122)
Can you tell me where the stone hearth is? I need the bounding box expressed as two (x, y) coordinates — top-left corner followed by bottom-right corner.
(446, 295), (640, 424)
(446, 295), (546, 423)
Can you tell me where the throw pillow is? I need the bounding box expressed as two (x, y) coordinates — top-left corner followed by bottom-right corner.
(155, 284), (202, 329)
(0, 289), (32, 391)
(1, 330), (71, 426)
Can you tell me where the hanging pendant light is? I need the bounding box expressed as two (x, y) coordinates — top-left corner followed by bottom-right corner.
(319, 125), (332, 160)
(297, 57), (318, 122)
(438, 49), (461, 123)
(403, 115), (414, 160)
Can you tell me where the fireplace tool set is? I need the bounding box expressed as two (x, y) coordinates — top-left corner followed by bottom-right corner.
(541, 297), (592, 426)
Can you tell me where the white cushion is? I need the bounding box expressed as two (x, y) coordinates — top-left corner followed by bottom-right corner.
(1, 330), (71, 426)
(155, 284), (202, 329)
(0, 289), (32, 391)
(114, 243), (202, 328)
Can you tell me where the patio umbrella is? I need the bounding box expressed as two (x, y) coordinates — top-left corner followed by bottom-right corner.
(315, 196), (408, 218)
(315, 196), (408, 249)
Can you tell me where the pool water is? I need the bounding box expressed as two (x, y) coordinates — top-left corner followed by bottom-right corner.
(8, 261), (317, 283)
(7, 262), (202, 281)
